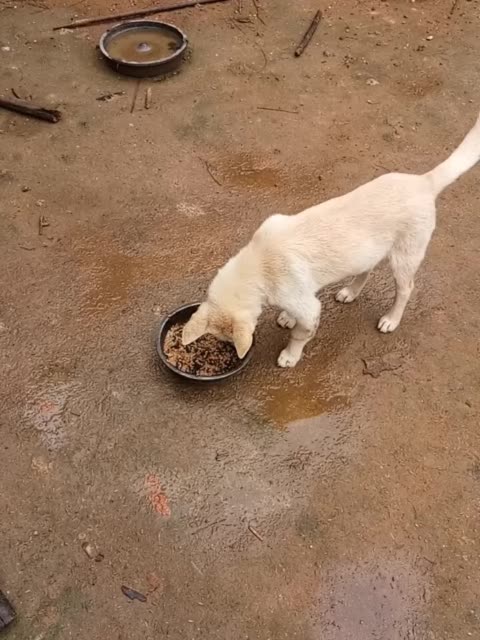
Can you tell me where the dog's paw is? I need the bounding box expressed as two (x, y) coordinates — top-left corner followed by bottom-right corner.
(377, 315), (399, 333)
(277, 311), (296, 329)
(277, 349), (300, 368)
(335, 287), (356, 304)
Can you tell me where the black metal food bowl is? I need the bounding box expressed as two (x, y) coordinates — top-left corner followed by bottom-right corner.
(157, 303), (255, 382)
(99, 20), (188, 78)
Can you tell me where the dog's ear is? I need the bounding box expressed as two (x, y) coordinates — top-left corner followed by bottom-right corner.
(182, 305), (209, 345)
(233, 321), (253, 359)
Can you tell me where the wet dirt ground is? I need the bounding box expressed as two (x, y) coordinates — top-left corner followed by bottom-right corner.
(1, 0), (480, 638)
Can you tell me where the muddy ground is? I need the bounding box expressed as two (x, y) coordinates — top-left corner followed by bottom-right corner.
(1, 0), (479, 638)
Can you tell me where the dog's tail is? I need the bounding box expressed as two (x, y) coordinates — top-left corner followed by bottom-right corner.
(425, 111), (480, 196)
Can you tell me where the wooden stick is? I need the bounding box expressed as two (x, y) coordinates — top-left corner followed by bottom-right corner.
(257, 106), (299, 114)
(294, 9), (322, 58)
(248, 525), (264, 542)
(144, 87), (152, 110)
(130, 79), (141, 114)
(53, 0), (230, 31)
(0, 96), (61, 123)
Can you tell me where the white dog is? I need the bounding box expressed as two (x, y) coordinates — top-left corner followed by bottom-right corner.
(183, 112), (480, 368)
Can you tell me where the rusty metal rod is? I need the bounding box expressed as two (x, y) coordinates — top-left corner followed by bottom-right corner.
(53, 0), (230, 31)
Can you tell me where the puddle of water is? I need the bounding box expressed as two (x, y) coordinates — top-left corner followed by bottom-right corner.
(78, 250), (203, 315)
(314, 557), (430, 640)
(106, 27), (181, 64)
(215, 152), (283, 190)
(261, 375), (349, 429)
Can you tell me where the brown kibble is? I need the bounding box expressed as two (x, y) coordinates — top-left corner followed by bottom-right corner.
(164, 323), (240, 377)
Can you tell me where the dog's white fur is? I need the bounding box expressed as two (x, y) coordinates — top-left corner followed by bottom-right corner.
(183, 112), (480, 367)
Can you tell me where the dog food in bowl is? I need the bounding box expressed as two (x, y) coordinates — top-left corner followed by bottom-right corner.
(163, 323), (240, 377)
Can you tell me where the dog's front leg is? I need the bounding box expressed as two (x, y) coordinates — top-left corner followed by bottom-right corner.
(277, 298), (321, 368)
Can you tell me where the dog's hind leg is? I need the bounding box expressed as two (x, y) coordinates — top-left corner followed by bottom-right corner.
(277, 296), (321, 368)
(378, 228), (432, 333)
(336, 271), (371, 303)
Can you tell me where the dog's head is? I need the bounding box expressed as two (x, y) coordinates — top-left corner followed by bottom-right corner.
(182, 302), (254, 359)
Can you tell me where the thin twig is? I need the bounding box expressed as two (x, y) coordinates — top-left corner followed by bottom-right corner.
(256, 43), (268, 70)
(294, 9), (322, 57)
(192, 518), (226, 535)
(201, 158), (222, 186)
(53, 0), (231, 31)
(251, 0), (265, 25)
(130, 80), (141, 114)
(449, 0), (459, 15)
(144, 87), (152, 110)
(248, 524), (264, 541)
(191, 561), (204, 576)
(257, 106), (299, 114)
(11, 88), (22, 100)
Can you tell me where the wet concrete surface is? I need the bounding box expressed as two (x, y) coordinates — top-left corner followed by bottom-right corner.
(1, 0), (480, 638)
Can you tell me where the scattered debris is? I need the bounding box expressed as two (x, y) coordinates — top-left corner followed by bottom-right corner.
(96, 91), (125, 101)
(257, 106), (299, 114)
(53, 0), (231, 31)
(144, 473), (171, 516)
(200, 157), (222, 186)
(38, 215), (49, 236)
(121, 585), (147, 603)
(366, 78), (380, 86)
(31, 457), (52, 474)
(192, 518), (227, 535)
(144, 87), (152, 110)
(385, 115), (403, 137)
(234, 16), (253, 24)
(0, 96), (61, 123)
(449, 0), (459, 16)
(146, 572), (161, 593)
(362, 353), (403, 378)
(294, 9), (322, 58)
(251, 0), (266, 26)
(0, 590), (15, 631)
(130, 80), (141, 114)
(81, 542), (104, 562)
(248, 524), (264, 542)
(191, 561), (204, 576)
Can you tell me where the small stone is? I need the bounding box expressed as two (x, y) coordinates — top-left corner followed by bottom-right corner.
(366, 78), (380, 86)
(21, 186), (30, 192)
(36, 199), (45, 207)
(1, 46), (11, 52)
(82, 541), (103, 561)
(426, 35), (433, 41)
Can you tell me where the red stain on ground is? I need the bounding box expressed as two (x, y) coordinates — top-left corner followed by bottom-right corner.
(144, 474), (171, 517)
